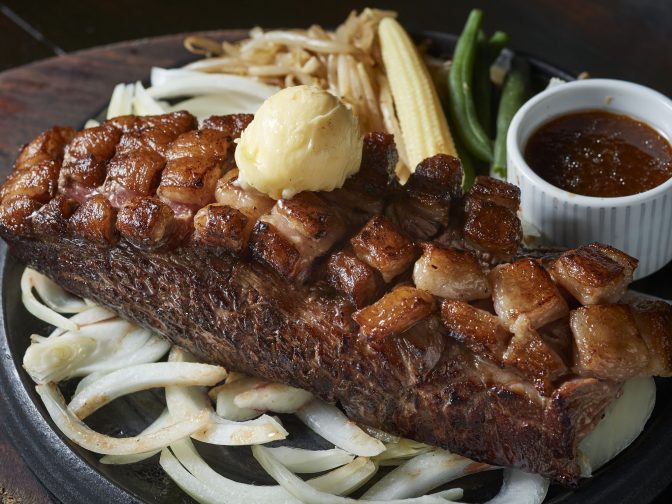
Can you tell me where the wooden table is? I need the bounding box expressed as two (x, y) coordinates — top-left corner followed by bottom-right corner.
(0, 1), (670, 502)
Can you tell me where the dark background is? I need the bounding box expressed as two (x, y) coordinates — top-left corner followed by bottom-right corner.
(0, 0), (670, 502)
(0, 0), (671, 95)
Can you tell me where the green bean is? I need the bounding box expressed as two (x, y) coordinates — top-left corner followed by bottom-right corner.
(448, 9), (494, 162)
(473, 30), (509, 136)
(473, 31), (492, 137)
(454, 131), (477, 190)
(491, 56), (530, 179)
(488, 31), (509, 60)
(474, 30), (510, 137)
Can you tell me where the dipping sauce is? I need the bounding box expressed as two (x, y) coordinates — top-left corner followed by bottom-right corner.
(524, 110), (672, 197)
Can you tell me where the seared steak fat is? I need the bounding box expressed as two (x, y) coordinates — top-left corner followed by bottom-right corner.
(2, 112), (671, 485)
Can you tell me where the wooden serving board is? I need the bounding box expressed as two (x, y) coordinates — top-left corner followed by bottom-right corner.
(0, 30), (246, 171)
(0, 30), (243, 504)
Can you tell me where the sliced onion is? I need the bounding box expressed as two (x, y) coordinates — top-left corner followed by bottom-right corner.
(373, 438), (433, 466)
(76, 326), (169, 374)
(193, 414), (288, 446)
(36, 383), (210, 455)
(74, 370), (110, 395)
(107, 82), (134, 119)
(68, 362), (227, 419)
(30, 334), (48, 344)
(73, 339), (169, 395)
(208, 373), (264, 398)
(211, 377), (268, 421)
(160, 448), (242, 504)
(150, 66), (188, 87)
(98, 335), (171, 370)
(485, 469), (548, 504)
(252, 445), (463, 504)
(160, 449), (281, 504)
(266, 447), (354, 473)
(165, 347), (287, 446)
(360, 424), (400, 444)
(295, 400), (385, 457)
(165, 346), (212, 418)
(148, 69), (279, 100)
(29, 316), (170, 384)
(579, 376), (656, 474)
(169, 93), (265, 121)
(164, 440), (300, 504)
(24, 332), (97, 384)
(235, 383), (313, 414)
(26, 268), (89, 313)
(307, 457), (377, 496)
(24, 303), (148, 384)
(170, 439), (376, 502)
(83, 119), (100, 129)
(47, 306), (117, 338)
(66, 306), (116, 325)
(99, 409), (173, 464)
(132, 81), (166, 115)
(545, 77), (567, 90)
(225, 371), (248, 384)
(21, 268), (79, 331)
(363, 450), (492, 500)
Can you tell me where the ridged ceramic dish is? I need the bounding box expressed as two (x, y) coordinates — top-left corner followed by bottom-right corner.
(507, 79), (672, 279)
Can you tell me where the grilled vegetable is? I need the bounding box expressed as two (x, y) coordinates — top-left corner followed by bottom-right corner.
(474, 31), (492, 136)
(378, 17), (457, 175)
(448, 9), (494, 162)
(492, 56), (530, 179)
(473, 30), (510, 136)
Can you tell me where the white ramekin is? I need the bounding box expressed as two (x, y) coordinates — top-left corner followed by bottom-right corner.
(507, 79), (672, 279)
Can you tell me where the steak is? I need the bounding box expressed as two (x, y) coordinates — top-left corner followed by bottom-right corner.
(2, 112), (670, 485)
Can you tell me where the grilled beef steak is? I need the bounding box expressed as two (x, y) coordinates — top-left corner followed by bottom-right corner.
(2, 112), (671, 485)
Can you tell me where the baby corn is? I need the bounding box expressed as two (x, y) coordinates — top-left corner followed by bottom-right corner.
(378, 17), (457, 174)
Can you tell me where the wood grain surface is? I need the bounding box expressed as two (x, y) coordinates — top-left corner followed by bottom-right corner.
(0, 32), (235, 504)
(0, 4), (671, 501)
(0, 31), (247, 170)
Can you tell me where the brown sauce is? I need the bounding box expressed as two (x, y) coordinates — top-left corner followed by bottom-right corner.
(524, 110), (672, 197)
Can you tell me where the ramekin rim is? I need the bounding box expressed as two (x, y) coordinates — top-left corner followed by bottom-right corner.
(506, 78), (672, 206)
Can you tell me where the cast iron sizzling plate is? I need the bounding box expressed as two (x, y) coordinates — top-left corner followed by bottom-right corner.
(1, 30), (672, 504)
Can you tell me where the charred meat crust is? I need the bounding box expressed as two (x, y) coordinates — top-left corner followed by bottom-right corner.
(385, 154), (463, 241)
(0, 195), (42, 236)
(549, 243), (638, 305)
(405, 153), (464, 201)
(32, 195), (79, 236)
(350, 216), (418, 283)
(490, 258), (569, 330)
(0, 160), (61, 204)
(193, 203), (249, 254)
(344, 131), (397, 196)
(116, 197), (176, 248)
(3, 116), (668, 485)
(249, 220), (305, 282)
(59, 124), (122, 190)
(68, 194), (119, 246)
(3, 234), (617, 485)
(327, 248), (383, 308)
(13, 126), (75, 173)
(353, 285), (436, 340)
(202, 114), (254, 140)
(467, 175), (521, 210)
(463, 198), (521, 261)
(413, 243), (490, 301)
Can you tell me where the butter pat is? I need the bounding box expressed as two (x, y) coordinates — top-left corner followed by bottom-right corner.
(235, 85), (363, 199)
